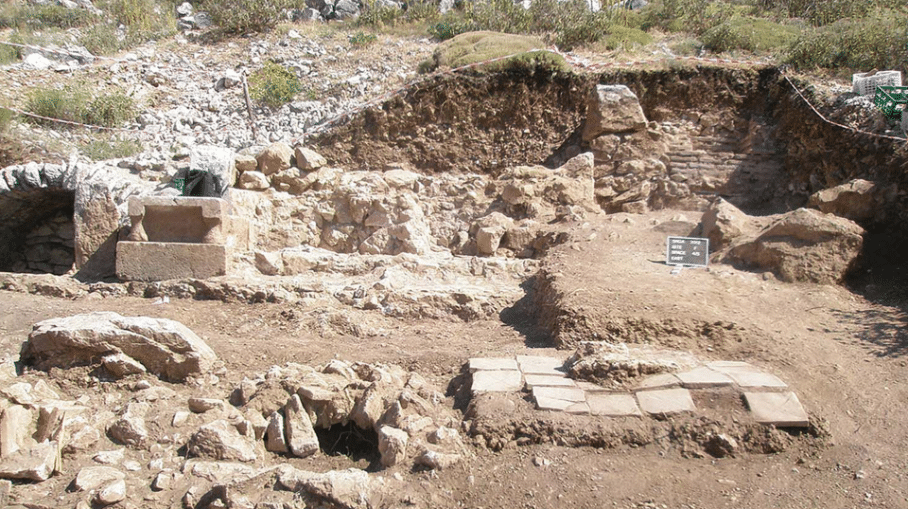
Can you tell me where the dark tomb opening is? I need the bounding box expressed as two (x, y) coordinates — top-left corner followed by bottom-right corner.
(0, 189), (75, 275)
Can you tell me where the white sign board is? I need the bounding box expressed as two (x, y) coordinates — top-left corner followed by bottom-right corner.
(666, 236), (709, 267)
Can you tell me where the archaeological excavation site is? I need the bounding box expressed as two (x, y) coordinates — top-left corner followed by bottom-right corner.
(1, 38), (908, 509)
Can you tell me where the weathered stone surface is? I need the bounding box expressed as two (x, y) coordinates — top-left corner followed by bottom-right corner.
(24, 312), (217, 382)
(378, 426), (408, 467)
(277, 466), (371, 509)
(382, 169), (418, 189)
(257, 142), (293, 176)
(708, 364), (788, 390)
(0, 405), (34, 457)
(535, 396), (586, 412)
(95, 478), (127, 505)
(473, 212), (514, 255)
(188, 419), (257, 462)
(0, 441), (56, 481)
(532, 386), (586, 403)
(587, 393), (642, 417)
(191, 145), (236, 191)
(117, 241), (228, 281)
(516, 356), (567, 376)
(636, 388), (696, 417)
(582, 85), (647, 141)
(808, 179), (892, 222)
(415, 450), (462, 470)
(467, 358), (518, 372)
(101, 353), (147, 378)
(265, 411), (289, 454)
(74, 466), (125, 491)
(523, 375), (576, 388)
(725, 208), (864, 284)
(285, 394), (319, 458)
(294, 146), (327, 170)
(634, 373), (682, 391)
(697, 198), (765, 252)
(471, 371), (522, 394)
(238, 170), (270, 191)
(744, 392), (809, 428)
(108, 402), (150, 447)
(234, 154), (258, 173)
(676, 366), (735, 389)
(188, 398), (226, 413)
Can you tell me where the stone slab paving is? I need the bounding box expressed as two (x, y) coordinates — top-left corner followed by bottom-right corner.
(468, 358), (519, 373)
(536, 397), (591, 414)
(467, 355), (808, 428)
(636, 388), (696, 417)
(524, 374), (577, 389)
(471, 370), (522, 394)
(676, 366), (735, 389)
(634, 373), (682, 391)
(516, 355), (568, 376)
(707, 363), (788, 390)
(588, 393), (642, 417)
(532, 386), (586, 403)
(744, 392), (810, 428)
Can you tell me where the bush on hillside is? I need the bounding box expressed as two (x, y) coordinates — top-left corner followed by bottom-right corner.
(26, 85), (138, 128)
(786, 8), (908, 70)
(420, 31), (569, 74)
(248, 62), (304, 108)
(701, 16), (799, 53)
(203, 0), (299, 34)
(98, 0), (176, 45)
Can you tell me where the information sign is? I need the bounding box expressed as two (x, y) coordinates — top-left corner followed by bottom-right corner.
(665, 236), (709, 267)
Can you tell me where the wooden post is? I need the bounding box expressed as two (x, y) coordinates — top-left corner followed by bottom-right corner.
(241, 71), (258, 141)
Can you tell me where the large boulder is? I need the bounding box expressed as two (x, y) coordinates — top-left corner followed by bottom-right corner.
(697, 198), (768, 252)
(807, 179), (895, 223)
(22, 312), (217, 382)
(724, 208), (864, 284)
(582, 85), (647, 141)
(188, 420), (257, 462)
(190, 145), (236, 192)
(256, 142), (293, 176)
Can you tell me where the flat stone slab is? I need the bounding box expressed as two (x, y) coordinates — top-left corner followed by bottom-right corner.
(744, 392), (809, 428)
(575, 381), (610, 393)
(676, 366), (735, 389)
(516, 356), (568, 376)
(471, 370), (522, 394)
(636, 388), (696, 416)
(524, 375), (576, 389)
(634, 373), (682, 391)
(588, 393), (642, 417)
(716, 367), (788, 390)
(468, 358), (519, 373)
(531, 386), (586, 403)
(706, 361), (753, 369)
(117, 242), (227, 282)
(536, 397), (590, 414)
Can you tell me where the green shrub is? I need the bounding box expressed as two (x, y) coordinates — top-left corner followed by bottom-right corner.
(26, 85), (138, 128)
(356, 0), (405, 28)
(78, 23), (121, 56)
(82, 138), (143, 161)
(0, 42), (17, 64)
(641, 0), (735, 34)
(348, 31), (378, 46)
(602, 25), (654, 51)
(26, 86), (92, 125)
(202, 0), (296, 34)
(0, 3), (97, 30)
(701, 16), (798, 53)
(429, 18), (476, 41)
(249, 62), (303, 108)
(786, 7), (908, 70)
(98, 0), (176, 45)
(86, 92), (137, 127)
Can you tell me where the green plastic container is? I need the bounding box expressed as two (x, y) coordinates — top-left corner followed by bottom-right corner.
(874, 86), (908, 119)
(173, 178), (185, 192)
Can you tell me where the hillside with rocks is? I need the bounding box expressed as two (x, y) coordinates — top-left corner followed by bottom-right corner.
(1, 3), (908, 508)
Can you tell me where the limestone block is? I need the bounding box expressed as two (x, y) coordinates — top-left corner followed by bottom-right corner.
(294, 146), (327, 171)
(117, 242), (227, 281)
(256, 142), (293, 176)
(285, 395), (319, 458)
(582, 85), (647, 141)
(191, 145), (236, 190)
(378, 426), (408, 467)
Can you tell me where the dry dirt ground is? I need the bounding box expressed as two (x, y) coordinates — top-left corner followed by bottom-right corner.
(2, 209), (908, 509)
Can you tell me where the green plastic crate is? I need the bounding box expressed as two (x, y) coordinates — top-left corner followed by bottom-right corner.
(173, 178), (185, 192)
(874, 86), (908, 119)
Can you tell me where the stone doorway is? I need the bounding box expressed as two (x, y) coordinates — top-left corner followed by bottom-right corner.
(0, 189), (75, 275)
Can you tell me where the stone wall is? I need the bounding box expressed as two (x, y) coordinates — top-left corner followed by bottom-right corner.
(7, 209), (75, 275)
